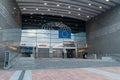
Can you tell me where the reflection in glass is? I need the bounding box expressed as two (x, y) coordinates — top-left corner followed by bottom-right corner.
(37, 43), (50, 48)
(37, 34), (50, 38)
(37, 39), (50, 43)
(37, 29), (50, 34)
(21, 29), (86, 49)
(51, 43), (63, 48)
(22, 33), (36, 37)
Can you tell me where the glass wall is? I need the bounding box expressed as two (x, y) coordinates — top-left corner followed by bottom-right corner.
(21, 29), (75, 47)
(20, 29), (86, 58)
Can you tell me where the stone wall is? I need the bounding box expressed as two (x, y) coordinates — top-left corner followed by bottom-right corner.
(0, 0), (21, 67)
(86, 5), (120, 60)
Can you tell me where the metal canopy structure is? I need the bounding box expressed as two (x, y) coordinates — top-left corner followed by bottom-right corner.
(16, 0), (120, 21)
(22, 14), (86, 33)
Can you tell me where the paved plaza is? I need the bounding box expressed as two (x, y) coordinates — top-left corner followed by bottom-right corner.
(1, 67), (120, 80)
(0, 58), (120, 80)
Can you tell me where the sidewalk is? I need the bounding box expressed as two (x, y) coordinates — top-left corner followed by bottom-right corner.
(1, 67), (120, 80)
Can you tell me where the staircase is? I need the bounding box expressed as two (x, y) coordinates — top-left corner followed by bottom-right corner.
(111, 54), (120, 62)
(10, 58), (120, 70)
(11, 57), (35, 70)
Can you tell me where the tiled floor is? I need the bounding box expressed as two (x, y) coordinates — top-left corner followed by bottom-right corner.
(1, 67), (120, 80)
(0, 71), (14, 80)
(98, 67), (120, 74)
(32, 68), (120, 80)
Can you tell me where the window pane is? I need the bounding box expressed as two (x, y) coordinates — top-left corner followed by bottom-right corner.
(22, 30), (37, 33)
(51, 34), (58, 39)
(51, 39), (63, 43)
(51, 42), (63, 48)
(37, 38), (50, 42)
(37, 33), (50, 38)
(37, 42), (50, 48)
(21, 37), (36, 42)
(21, 42), (36, 47)
(22, 33), (36, 37)
(37, 29), (50, 34)
(51, 30), (58, 34)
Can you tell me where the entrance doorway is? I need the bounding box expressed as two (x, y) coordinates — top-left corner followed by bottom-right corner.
(66, 49), (75, 58)
(20, 47), (33, 57)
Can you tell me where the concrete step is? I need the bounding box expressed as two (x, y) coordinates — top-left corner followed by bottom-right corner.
(10, 58), (120, 70)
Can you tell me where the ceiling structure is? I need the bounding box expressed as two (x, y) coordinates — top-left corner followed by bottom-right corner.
(22, 14), (86, 33)
(16, 0), (120, 21)
(16, 0), (120, 33)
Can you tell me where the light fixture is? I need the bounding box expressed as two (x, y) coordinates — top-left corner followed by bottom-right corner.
(78, 8), (81, 10)
(68, 6), (71, 8)
(12, 12), (15, 14)
(36, 8), (39, 10)
(78, 13), (80, 16)
(99, 6), (102, 9)
(30, 13), (33, 15)
(44, 20), (46, 22)
(61, 15), (64, 17)
(44, 3), (47, 5)
(42, 13), (44, 15)
(25, 19), (27, 22)
(88, 3), (92, 6)
(87, 16), (90, 18)
(68, 11), (71, 14)
(13, 7), (16, 10)
(23, 8), (26, 10)
(30, 16), (33, 18)
(106, 0), (110, 2)
(57, 4), (60, 7)
(48, 9), (50, 11)
(34, 19), (37, 22)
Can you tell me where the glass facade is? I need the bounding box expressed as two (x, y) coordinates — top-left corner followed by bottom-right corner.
(20, 29), (86, 58)
(21, 29), (74, 47)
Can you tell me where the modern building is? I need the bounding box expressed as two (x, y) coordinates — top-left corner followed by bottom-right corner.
(0, 0), (120, 68)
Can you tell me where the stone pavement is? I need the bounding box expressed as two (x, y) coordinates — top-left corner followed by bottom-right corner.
(1, 58), (119, 80)
(1, 67), (120, 80)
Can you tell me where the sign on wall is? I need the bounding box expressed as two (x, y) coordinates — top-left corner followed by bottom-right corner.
(59, 29), (71, 39)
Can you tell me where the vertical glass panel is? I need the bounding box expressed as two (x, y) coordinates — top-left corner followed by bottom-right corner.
(50, 34), (58, 39)
(64, 41), (75, 47)
(51, 42), (63, 48)
(52, 48), (63, 58)
(21, 42), (36, 47)
(51, 30), (58, 34)
(20, 29), (86, 48)
(51, 39), (63, 43)
(21, 37), (36, 42)
(37, 33), (50, 38)
(22, 29), (37, 33)
(64, 39), (74, 41)
(37, 29), (50, 34)
(37, 38), (50, 42)
(21, 33), (36, 37)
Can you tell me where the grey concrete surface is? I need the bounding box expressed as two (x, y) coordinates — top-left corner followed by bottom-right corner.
(10, 58), (120, 70)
